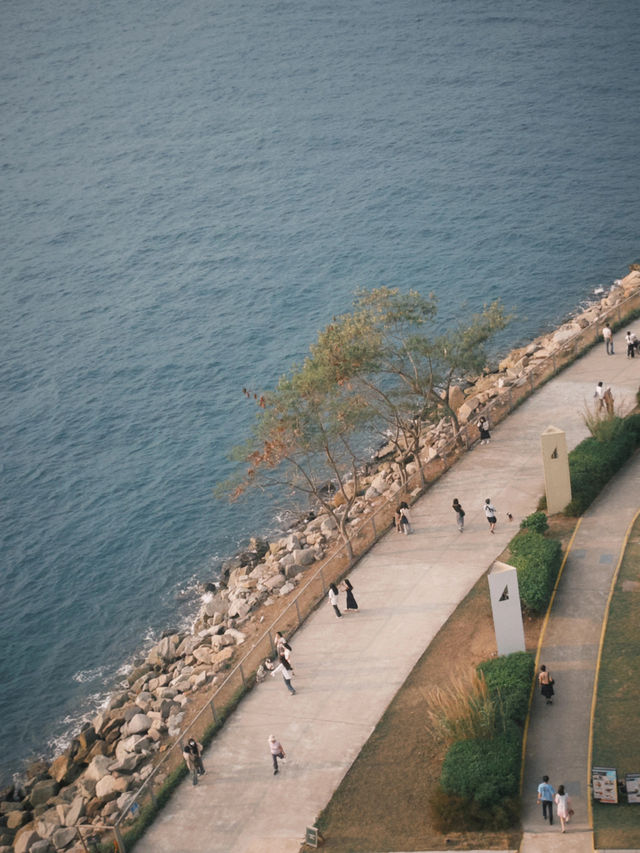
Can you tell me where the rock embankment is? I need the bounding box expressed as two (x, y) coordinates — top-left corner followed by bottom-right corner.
(1, 270), (639, 853)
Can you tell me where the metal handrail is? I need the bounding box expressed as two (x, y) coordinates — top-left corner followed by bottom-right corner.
(112, 284), (640, 849)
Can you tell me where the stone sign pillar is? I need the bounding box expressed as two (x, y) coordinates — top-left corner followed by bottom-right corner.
(488, 561), (525, 657)
(540, 425), (571, 515)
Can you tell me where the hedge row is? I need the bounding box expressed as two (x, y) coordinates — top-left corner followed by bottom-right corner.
(477, 650), (535, 725)
(510, 528), (563, 615)
(565, 413), (640, 516)
(433, 652), (534, 830)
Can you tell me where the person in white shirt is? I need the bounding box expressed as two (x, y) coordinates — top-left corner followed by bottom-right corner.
(602, 324), (614, 354)
(328, 583), (342, 618)
(268, 734), (286, 775)
(625, 331), (636, 358)
(483, 498), (497, 533)
(594, 381), (605, 410)
(271, 656), (296, 694)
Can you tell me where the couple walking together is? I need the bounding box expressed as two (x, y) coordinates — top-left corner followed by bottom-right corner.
(537, 775), (573, 832)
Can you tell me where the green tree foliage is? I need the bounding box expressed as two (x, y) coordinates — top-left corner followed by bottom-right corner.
(225, 288), (508, 534)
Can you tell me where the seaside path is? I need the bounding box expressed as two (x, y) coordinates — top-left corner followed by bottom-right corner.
(135, 338), (639, 853)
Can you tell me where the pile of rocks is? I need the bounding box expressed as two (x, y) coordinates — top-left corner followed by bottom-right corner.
(2, 270), (638, 853)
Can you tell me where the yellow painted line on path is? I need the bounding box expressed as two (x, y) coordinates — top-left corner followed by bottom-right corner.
(519, 517), (582, 799)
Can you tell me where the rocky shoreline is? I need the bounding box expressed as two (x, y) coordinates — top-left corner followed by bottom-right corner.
(2, 269), (639, 853)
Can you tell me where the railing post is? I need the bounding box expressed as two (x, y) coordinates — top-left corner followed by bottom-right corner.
(370, 515), (377, 538)
(319, 568), (327, 594)
(552, 352), (557, 373)
(239, 664), (246, 686)
(528, 372), (534, 393)
(114, 825), (126, 853)
(295, 599), (302, 626)
(75, 828), (91, 853)
(210, 698), (218, 725)
(508, 387), (513, 411)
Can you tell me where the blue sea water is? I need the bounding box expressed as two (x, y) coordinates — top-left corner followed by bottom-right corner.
(1, 0), (639, 783)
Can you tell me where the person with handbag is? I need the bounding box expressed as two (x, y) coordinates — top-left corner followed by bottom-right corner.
(554, 784), (573, 832)
(538, 664), (555, 705)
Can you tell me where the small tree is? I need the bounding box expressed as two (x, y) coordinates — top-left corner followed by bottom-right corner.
(227, 351), (372, 549)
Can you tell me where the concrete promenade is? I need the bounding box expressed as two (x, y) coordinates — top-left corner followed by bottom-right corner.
(136, 337), (639, 853)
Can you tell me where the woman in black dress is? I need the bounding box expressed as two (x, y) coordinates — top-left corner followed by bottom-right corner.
(477, 416), (491, 445)
(343, 578), (358, 611)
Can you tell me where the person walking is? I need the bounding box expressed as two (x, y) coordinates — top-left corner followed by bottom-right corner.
(602, 323), (614, 354)
(343, 578), (358, 611)
(538, 664), (555, 705)
(483, 498), (497, 533)
(398, 502), (411, 535)
(328, 583), (342, 618)
(271, 655), (296, 694)
(477, 416), (491, 445)
(274, 631), (292, 662)
(537, 775), (556, 825)
(268, 734), (286, 775)
(182, 738), (205, 785)
(594, 381), (605, 411)
(625, 331), (636, 358)
(399, 501), (412, 534)
(452, 498), (465, 532)
(554, 784), (572, 832)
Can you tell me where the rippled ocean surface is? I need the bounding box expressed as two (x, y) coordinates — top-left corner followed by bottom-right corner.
(1, 0), (639, 782)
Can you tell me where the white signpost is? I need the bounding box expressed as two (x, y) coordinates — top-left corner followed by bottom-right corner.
(540, 425), (572, 515)
(488, 561), (525, 656)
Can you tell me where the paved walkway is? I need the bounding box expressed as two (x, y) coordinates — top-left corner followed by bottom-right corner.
(521, 450), (640, 851)
(136, 339), (639, 853)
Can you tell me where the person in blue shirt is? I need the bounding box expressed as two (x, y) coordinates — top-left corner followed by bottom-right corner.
(537, 775), (556, 824)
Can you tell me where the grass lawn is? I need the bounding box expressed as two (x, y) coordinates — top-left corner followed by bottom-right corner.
(304, 517), (576, 852)
(592, 514), (640, 851)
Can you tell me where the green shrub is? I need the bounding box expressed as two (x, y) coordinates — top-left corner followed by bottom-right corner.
(429, 785), (520, 832)
(520, 511), (548, 533)
(440, 720), (522, 808)
(510, 529), (562, 614)
(477, 652), (535, 725)
(565, 416), (640, 516)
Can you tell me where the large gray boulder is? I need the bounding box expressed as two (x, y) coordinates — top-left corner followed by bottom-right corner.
(30, 841), (53, 853)
(14, 829), (41, 853)
(64, 796), (85, 827)
(85, 755), (112, 783)
(29, 779), (59, 807)
(52, 826), (77, 849)
(95, 774), (128, 799)
(262, 574), (286, 592)
(291, 548), (315, 566)
(124, 714), (151, 736)
(146, 635), (178, 666)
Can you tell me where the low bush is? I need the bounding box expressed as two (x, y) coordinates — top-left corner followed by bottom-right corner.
(520, 511), (548, 534)
(439, 719), (522, 808)
(429, 785), (520, 832)
(509, 529), (562, 614)
(477, 651), (535, 725)
(565, 415), (640, 516)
